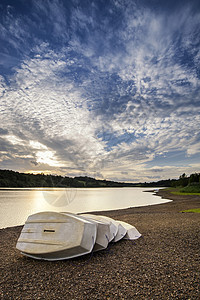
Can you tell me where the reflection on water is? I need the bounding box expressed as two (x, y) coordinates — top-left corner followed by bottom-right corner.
(42, 188), (77, 207)
(0, 187), (171, 228)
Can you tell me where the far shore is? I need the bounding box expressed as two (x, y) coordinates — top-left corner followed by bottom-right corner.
(0, 189), (199, 299)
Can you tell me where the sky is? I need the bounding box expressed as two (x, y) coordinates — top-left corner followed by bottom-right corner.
(0, 0), (200, 183)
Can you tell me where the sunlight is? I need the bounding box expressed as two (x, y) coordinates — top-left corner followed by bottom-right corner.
(36, 150), (63, 167)
(24, 170), (53, 175)
(29, 141), (48, 149)
(5, 135), (24, 145)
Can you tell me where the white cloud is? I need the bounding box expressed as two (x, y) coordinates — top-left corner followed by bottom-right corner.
(0, 1), (200, 181)
(187, 142), (200, 156)
(36, 150), (62, 167)
(4, 135), (24, 145)
(0, 49), (107, 173)
(29, 141), (48, 150)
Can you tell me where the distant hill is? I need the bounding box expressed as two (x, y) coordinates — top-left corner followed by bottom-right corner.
(0, 169), (175, 188)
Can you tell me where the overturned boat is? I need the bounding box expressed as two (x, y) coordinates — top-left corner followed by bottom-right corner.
(63, 212), (110, 252)
(16, 211), (97, 261)
(96, 216), (127, 242)
(117, 220), (142, 240)
(16, 212), (141, 260)
(80, 214), (118, 242)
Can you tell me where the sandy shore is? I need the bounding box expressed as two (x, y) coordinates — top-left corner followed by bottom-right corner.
(0, 189), (200, 299)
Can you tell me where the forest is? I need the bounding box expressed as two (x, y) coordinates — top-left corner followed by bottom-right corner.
(0, 169), (137, 188)
(0, 169), (199, 191)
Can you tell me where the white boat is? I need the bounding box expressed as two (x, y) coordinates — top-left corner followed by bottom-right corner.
(113, 221), (127, 242)
(16, 212), (142, 261)
(63, 212), (110, 252)
(96, 215), (127, 242)
(16, 211), (97, 261)
(117, 220), (141, 240)
(80, 214), (118, 242)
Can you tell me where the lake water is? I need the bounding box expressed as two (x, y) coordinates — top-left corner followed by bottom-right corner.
(0, 187), (171, 229)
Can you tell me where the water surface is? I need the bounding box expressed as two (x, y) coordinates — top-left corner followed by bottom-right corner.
(0, 187), (170, 228)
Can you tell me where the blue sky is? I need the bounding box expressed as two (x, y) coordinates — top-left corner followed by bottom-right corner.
(0, 0), (200, 182)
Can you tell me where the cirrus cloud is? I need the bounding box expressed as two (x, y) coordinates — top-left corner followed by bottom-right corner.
(0, 0), (200, 182)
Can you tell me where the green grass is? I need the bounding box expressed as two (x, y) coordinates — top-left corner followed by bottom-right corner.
(181, 208), (200, 213)
(166, 186), (200, 196)
(180, 184), (200, 194)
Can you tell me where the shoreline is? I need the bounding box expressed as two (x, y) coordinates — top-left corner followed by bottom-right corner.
(1, 189), (200, 299)
(77, 188), (200, 217)
(0, 188), (171, 230)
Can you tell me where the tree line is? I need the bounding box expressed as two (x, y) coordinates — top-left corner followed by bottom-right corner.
(0, 169), (199, 189)
(174, 173), (200, 187)
(0, 169), (136, 188)
(171, 172), (200, 193)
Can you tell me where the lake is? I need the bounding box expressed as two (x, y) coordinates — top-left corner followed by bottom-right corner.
(0, 187), (171, 229)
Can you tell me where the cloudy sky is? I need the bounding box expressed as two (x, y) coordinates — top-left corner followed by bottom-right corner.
(0, 0), (200, 182)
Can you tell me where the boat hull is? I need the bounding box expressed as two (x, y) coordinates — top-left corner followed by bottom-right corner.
(117, 220), (141, 240)
(16, 212), (97, 261)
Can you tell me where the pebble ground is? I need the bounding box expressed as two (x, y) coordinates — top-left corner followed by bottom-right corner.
(0, 190), (199, 299)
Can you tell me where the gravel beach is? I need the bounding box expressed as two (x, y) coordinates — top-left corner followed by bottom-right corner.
(0, 189), (200, 299)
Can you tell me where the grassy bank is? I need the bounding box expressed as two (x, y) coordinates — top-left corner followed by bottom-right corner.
(166, 186), (200, 196)
(182, 208), (200, 213)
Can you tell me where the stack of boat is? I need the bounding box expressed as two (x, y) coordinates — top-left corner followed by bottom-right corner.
(16, 212), (141, 261)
